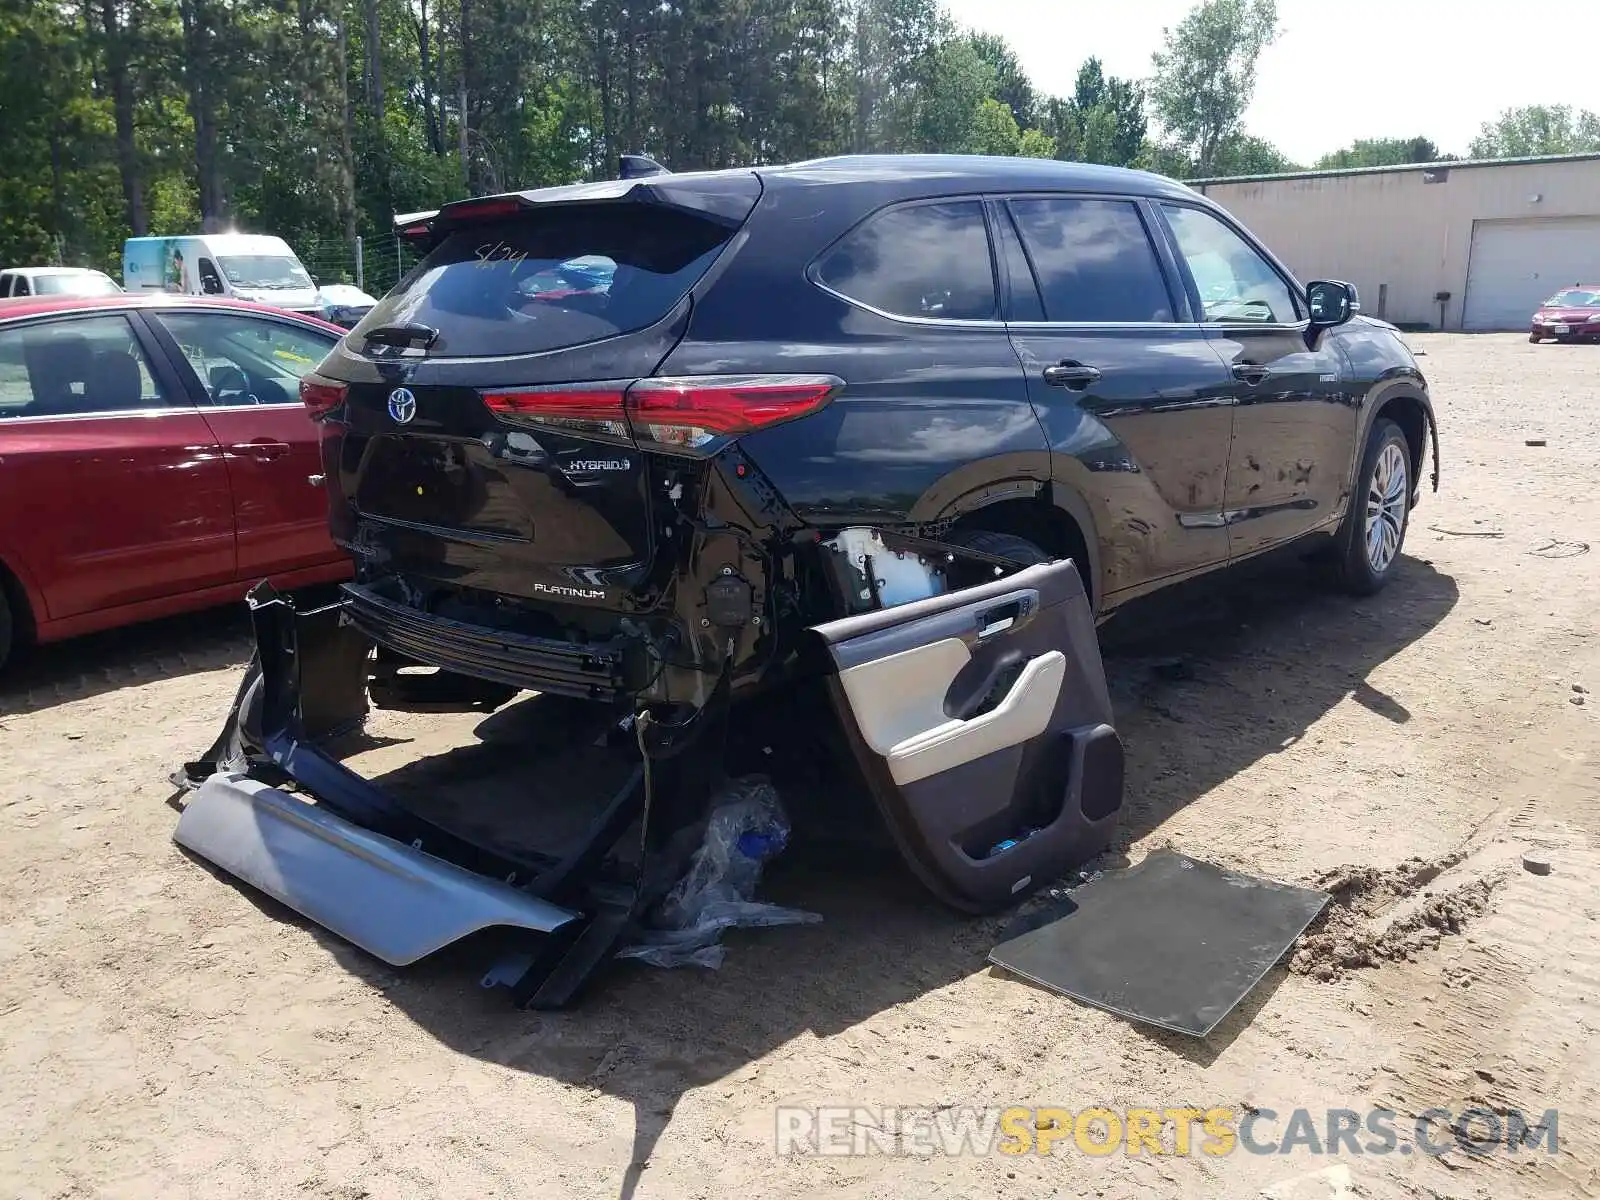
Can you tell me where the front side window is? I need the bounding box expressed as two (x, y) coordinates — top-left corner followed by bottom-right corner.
(815, 201), (997, 321)
(1161, 204), (1301, 325)
(198, 259), (226, 295)
(12, 277), (30, 297)
(155, 310), (336, 406)
(1007, 198), (1176, 323)
(0, 315), (172, 418)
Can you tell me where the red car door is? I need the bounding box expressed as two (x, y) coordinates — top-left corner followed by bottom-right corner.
(147, 307), (344, 578)
(0, 311), (235, 620)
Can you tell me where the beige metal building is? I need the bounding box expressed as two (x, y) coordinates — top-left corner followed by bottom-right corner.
(1193, 153), (1600, 331)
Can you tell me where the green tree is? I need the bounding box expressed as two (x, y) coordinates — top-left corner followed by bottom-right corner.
(1208, 133), (1299, 176)
(1469, 105), (1600, 158)
(1018, 127), (1056, 159)
(968, 31), (1034, 129)
(1149, 0), (1278, 176)
(1316, 136), (1443, 170)
(911, 34), (995, 152)
(0, 0), (1077, 277)
(1037, 57), (1145, 168)
(968, 97), (1021, 156)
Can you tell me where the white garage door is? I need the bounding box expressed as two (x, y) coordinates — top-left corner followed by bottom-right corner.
(1463, 216), (1600, 330)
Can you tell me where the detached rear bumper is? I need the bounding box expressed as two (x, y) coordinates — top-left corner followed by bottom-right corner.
(172, 581), (650, 1008)
(176, 772), (579, 965)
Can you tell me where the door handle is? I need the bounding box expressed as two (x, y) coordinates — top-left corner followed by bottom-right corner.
(976, 598), (1029, 638)
(230, 439), (291, 461)
(1041, 361), (1102, 389)
(1231, 363), (1273, 386)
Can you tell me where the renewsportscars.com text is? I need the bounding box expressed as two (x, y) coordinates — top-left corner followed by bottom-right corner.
(774, 1105), (1559, 1158)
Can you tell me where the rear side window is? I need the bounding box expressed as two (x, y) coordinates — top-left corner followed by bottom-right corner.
(815, 201), (997, 321)
(1007, 198), (1175, 323)
(0, 315), (172, 418)
(359, 205), (739, 357)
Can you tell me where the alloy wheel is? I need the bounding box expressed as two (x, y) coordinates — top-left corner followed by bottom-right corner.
(1364, 442), (1408, 574)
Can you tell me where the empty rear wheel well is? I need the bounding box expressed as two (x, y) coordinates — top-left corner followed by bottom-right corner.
(951, 498), (1095, 609)
(1375, 394), (1428, 487)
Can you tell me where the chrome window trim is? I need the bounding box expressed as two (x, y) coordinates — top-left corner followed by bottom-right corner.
(0, 405), (194, 425)
(807, 194), (1003, 326)
(204, 401), (304, 412)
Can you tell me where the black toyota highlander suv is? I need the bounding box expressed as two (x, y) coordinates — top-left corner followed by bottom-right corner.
(294, 153), (1437, 912)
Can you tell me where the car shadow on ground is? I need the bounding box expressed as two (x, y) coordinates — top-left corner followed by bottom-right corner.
(243, 553), (1458, 1198)
(0, 605), (253, 718)
(0, 585), (343, 718)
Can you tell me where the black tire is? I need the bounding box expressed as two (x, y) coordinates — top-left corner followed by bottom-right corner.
(0, 586), (11, 675)
(1327, 418), (1412, 596)
(1529, 333), (1542, 343)
(942, 528), (1052, 565)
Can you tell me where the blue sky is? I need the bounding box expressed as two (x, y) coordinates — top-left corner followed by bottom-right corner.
(942, 0), (1600, 162)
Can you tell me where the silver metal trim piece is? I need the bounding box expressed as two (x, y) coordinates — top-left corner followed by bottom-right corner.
(173, 772), (579, 965)
(0, 405), (195, 425)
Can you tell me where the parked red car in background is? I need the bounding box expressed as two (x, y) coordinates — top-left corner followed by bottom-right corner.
(1529, 285), (1600, 343)
(0, 294), (352, 671)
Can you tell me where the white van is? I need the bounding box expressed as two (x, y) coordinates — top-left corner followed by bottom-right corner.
(122, 234), (322, 316)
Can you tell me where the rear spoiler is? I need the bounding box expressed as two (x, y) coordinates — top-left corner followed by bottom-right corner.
(392, 154), (678, 253)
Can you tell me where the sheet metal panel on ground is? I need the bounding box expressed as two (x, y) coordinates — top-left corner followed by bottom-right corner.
(988, 850), (1330, 1037)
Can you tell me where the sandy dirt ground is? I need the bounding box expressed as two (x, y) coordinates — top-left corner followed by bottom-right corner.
(2, 332), (1597, 1199)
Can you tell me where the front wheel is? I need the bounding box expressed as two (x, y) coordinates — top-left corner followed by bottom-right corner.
(1326, 419), (1411, 596)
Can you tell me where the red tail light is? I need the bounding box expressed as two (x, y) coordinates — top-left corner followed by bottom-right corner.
(300, 376), (348, 420)
(627, 376), (841, 452)
(482, 386), (630, 442)
(441, 196), (524, 223)
(481, 375), (840, 455)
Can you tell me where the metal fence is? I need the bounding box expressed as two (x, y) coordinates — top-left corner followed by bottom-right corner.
(298, 231), (420, 299)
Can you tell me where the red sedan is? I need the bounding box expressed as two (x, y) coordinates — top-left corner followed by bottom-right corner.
(0, 294), (353, 670)
(1529, 286), (1600, 343)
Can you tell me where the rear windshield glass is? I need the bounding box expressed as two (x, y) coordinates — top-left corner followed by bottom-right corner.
(357, 205), (738, 357)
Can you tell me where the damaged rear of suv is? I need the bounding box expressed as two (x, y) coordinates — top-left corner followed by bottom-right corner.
(297, 159), (1124, 905)
(191, 151), (1442, 1004)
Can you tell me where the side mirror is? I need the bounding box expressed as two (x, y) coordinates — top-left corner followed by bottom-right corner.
(310, 274), (321, 287)
(201, 275), (224, 295)
(1307, 280), (1358, 329)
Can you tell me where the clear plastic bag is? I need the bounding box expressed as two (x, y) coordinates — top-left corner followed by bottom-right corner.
(616, 776), (822, 969)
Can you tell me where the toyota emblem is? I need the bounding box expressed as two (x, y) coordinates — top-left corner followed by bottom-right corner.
(387, 387), (417, 424)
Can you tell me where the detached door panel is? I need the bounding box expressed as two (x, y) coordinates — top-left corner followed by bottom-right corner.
(812, 561), (1123, 913)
